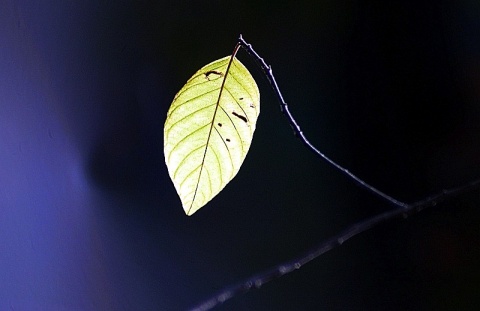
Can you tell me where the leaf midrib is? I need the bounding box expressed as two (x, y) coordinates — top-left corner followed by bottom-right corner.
(187, 56), (237, 214)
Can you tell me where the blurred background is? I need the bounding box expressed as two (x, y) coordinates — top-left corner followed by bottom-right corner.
(1, 0), (479, 310)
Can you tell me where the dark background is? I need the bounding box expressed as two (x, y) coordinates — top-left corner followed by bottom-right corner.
(1, 0), (479, 310)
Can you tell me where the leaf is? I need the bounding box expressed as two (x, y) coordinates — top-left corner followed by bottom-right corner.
(164, 56), (260, 215)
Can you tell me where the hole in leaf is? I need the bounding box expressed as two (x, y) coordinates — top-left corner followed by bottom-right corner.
(205, 70), (223, 80)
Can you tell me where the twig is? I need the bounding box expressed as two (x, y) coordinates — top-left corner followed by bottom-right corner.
(187, 35), (480, 311)
(238, 35), (407, 209)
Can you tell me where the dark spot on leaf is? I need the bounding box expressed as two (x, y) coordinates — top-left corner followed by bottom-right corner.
(239, 97), (244, 100)
(232, 111), (248, 123)
(218, 123), (222, 127)
(226, 138), (231, 142)
(249, 103), (255, 108)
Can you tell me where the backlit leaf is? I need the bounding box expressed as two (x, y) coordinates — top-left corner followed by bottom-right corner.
(164, 56), (260, 215)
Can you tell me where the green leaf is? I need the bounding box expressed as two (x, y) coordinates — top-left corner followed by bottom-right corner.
(164, 56), (260, 215)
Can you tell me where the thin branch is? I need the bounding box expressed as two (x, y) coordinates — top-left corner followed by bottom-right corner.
(187, 35), (480, 311)
(238, 35), (408, 209)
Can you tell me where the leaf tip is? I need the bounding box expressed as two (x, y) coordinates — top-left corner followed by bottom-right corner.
(183, 202), (197, 216)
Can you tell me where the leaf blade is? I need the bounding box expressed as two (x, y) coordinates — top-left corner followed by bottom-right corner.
(164, 56), (260, 215)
